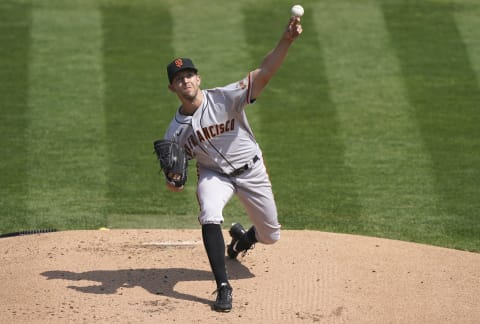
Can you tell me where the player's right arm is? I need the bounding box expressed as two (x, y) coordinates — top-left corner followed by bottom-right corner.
(250, 16), (302, 100)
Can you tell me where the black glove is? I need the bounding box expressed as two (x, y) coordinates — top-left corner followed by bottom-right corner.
(153, 139), (188, 188)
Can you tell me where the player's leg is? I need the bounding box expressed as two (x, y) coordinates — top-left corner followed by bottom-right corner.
(237, 185), (280, 244)
(197, 167), (235, 311)
(201, 223), (233, 311)
(228, 158), (281, 257)
(197, 167), (235, 225)
(238, 158), (281, 244)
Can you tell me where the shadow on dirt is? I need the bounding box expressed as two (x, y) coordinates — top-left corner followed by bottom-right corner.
(41, 259), (254, 306)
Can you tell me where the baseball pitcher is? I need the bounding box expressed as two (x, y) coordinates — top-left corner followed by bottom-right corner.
(155, 15), (302, 312)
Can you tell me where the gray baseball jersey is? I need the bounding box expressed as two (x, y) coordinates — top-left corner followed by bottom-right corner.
(164, 73), (261, 173)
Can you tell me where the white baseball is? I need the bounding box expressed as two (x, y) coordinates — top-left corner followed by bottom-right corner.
(291, 4), (304, 17)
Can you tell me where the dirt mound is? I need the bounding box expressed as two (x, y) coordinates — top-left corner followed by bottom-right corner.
(1, 230), (478, 323)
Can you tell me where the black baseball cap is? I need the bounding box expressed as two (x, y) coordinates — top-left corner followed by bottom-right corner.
(167, 57), (198, 84)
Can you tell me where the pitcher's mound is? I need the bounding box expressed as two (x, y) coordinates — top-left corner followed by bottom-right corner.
(0, 229), (478, 323)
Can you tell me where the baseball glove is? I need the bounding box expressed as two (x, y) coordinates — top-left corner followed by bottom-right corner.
(153, 139), (188, 188)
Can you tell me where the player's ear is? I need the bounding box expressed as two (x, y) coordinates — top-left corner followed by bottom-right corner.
(168, 84), (175, 92)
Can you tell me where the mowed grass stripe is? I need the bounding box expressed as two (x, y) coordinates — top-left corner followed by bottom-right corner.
(0, 2), (31, 233)
(456, 8), (480, 86)
(101, 4), (194, 228)
(314, 2), (440, 242)
(243, 2), (361, 230)
(383, 2), (480, 250)
(27, 8), (106, 229)
(169, 0), (252, 87)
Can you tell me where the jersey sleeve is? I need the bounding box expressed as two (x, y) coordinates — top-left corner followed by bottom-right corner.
(220, 72), (256, 113)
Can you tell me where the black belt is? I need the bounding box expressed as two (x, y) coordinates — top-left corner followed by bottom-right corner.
(228, 155), (259, 177)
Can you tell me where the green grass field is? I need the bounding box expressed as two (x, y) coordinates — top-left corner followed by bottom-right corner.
(1, 0), (479, 251)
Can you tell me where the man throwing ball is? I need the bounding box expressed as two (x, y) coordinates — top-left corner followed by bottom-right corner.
(161, 14), (302, 312)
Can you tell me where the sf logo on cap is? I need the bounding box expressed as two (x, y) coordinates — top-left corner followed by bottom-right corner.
(175, 58), (183, 68)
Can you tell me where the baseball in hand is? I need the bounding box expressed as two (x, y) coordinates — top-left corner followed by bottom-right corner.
(291, 4), (304, 17)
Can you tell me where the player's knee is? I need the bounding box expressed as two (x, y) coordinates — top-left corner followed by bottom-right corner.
(264, 233), (280, 245)
(258, 228), (280, 245)
(198, 204), (224, 225)
(198, 210), (224, 225)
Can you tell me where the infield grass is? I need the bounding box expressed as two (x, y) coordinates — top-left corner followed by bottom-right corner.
(1, 0), (479, 251)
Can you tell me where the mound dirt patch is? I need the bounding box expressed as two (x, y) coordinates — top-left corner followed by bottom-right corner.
(1, 230), (478, 323)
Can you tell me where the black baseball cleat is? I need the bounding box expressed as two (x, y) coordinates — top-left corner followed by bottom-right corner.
(227, 223), (247, 259)
(213, 282), (233, 312)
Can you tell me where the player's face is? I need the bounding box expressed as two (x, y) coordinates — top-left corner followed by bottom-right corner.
(170, 70), (200, 101)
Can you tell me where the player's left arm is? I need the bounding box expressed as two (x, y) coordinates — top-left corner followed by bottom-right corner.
(250, 16), (302, 100)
